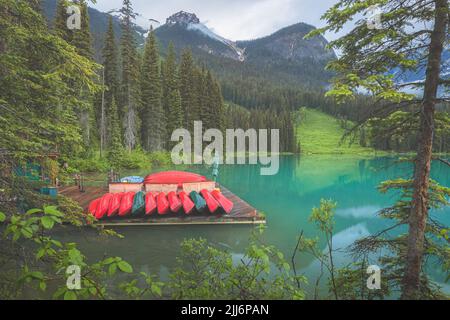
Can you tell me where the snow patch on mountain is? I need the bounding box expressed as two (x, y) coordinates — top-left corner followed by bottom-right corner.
(187, 23), (246, 61)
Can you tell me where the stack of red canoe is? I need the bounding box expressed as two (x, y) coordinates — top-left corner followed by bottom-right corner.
(87, 190), (233, 220)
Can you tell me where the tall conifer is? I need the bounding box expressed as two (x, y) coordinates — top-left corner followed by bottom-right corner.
(140, 29), (164, 151)
(162, 43), (182, 145)
(102, 16), (120, 148)
(119, 0), (139, 151)
(179, 48), (196, 132)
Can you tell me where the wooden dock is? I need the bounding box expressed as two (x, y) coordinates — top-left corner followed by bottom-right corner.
(59, 185), (265, 226)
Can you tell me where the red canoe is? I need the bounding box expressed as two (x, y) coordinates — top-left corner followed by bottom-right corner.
(96, 193), (113, 220)
(157, 193), (170, 215)
(107, 193), (123, 217)
(88, 198), (101, 217)
(118, 192), (134, 217)
(179, 191), (195, 215)
(144, 171), (207, 184)
(167, 191), (182, 212)
(200, 189), (219, 213)
(211, 190), (234, 214)
(145, 192), (157, 215)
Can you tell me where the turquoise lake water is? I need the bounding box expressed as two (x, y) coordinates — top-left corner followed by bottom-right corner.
(61, 155), (450, 298)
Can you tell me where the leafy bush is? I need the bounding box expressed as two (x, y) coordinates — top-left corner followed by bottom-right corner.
(148, 151), (172, 166)
(119, 149), (151, 170)
(69, 157), (110, 173)
(0, 205), (133, 300)
(167, 227), (306, 300)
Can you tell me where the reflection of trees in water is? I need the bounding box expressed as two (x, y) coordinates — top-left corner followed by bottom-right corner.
(364, 156), (449, 186)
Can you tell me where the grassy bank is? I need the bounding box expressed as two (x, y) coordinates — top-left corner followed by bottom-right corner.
(296, 108), (384, 155)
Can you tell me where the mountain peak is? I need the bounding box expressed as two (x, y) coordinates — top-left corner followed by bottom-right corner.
(166, 11), (200, 26)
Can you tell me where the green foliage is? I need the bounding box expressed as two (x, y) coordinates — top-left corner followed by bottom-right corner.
(179, 49), (196, 130)
(118, 148), (151, 170)
(162, 42), (183, 146)
(70, 156), (110, 173)
(0, 0), (101, 161)
(309, 199), (336, 234)
(0, 204), (135, 300)
(168, 231), (306, 300)
(70, 149), (173, 172)
(140, 29), (165, 152)
(119, 0), (140, 151)
(147, 151), (172, 166)
(120, 272), (164, 299)
(100, 16), (121, 154)
(107, 97), (124, 168)
(348, 178), (450, 299)
(333, 262), (390, 300)
(368, 111), (450, 152)
(297, 199), (339, 299)
(224, 103), (299, 153)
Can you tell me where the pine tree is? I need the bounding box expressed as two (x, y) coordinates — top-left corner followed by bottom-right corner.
(212, 77), (225, 132)
(200, 69), (214, 130)
(312, 0), (450, 299)
(0, 0), (100, 180)
(72, 0), (92, 59)
(179, 48), (197, 132)
(108, 97), (124, 168)
(102, 16), (120, 148)
(54, 0), (94, 150)
(140, 29), (165, 151)
(54, 0), (72, 42)
(30, 0), (42, 13)
(119, 0), (140, 152)
(162, 43), (182, 146)
(72, 0), (93, 149)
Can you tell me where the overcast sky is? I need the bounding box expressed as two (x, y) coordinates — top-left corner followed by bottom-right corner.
(92, 0), (350, 42)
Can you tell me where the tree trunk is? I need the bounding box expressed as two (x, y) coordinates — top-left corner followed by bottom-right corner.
(401, 0), (448, 300)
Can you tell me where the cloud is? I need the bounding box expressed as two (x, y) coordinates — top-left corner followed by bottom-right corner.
(92, 0), (350, 41)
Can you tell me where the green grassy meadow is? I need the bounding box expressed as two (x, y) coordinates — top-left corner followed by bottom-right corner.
(296, 108), (381, 155)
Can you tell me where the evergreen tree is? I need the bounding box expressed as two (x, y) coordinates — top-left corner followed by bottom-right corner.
(72, 0), (93, 149)
(0, 0), (100, 212)
(211, 75), (225, 132)
(30, 0), (42, 13)
(108, 97), (124, 168)
(162, 43), (182, 145)
(102, 15), (120, 148)
(72, 0), (92, 59)
(311, 0), (449, 299)
(54, 0), (71, 42)
(179, 48), (197, 131)
(54, 0), (94, 150)
(200, 69), (214, 130)
(140, 29), (164, 151)
(119, 0), (140, 151)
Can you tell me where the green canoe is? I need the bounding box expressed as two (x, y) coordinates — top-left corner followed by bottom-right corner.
(189, 191), (207, 213)
(131, 191), (145, 215)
